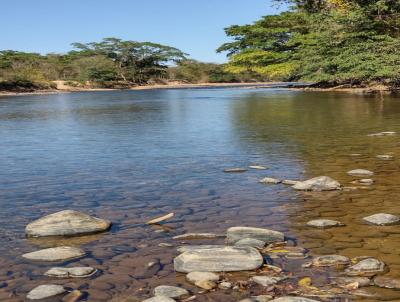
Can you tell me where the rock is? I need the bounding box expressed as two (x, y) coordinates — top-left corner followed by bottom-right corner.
(224, 168), (247, 173)
(335, 277), (371, 288)
(312, 255), (350, 267)
(23, 246), (86, 262)
(359, 179), (374, 185)
(234, 238), (266, 248)
(27, 285), (66, 300)
(249, 165), (268, 170)
(306, 219), (344, 228)
(377, 155), (394, 160)
(174, 246), (264, 273)
(62, 290), (84, 302)
(347, 169), (374, 177)
(154, 286), (189, 298)
(26, 210), (111, 237)
(270, 298), (320, 302)
(143, 297), (176, 302)
(368, 131), (396, 137)
(346, 258), (386, 277)
(218, 282), (232, 289)
(226, 226), (284, 244)
(158, 243), (174, 248)
(239, 295), (273, 302)
(251, 276), (287, 286)
(259, 177), (281, 184)
(147, 213), (174, 224)
(374, 276), (400, 289)
(194, 280), (217, 290)
(177, 245), (224, 253)
(173, 233), (224, 240)
(292, 176), (341, 191)
(186, 272), (220, 283)
(363, 213), (400, 225)
(282, 180), (301, 185)
(45, 267), (96, 278)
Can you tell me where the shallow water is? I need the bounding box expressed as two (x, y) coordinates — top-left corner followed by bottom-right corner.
(0, 89), (400, 301)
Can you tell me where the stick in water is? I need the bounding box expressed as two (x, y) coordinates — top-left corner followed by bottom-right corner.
(147, 212), (175, 225)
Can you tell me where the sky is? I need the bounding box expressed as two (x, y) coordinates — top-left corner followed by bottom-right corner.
(0, 0), (284, 63)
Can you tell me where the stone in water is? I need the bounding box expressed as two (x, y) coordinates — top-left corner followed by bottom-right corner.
(306, 219), (344, 228)
(27, 285), (66, 300)
(154, 285), (189, 298)
(45, 266), (96, 278)
(292, 176), (341, 191)
(347, 169), (374, 177)
(363, 213), (400, 225)
(226, 226), (284, 244)
(23, 246), (86, 262)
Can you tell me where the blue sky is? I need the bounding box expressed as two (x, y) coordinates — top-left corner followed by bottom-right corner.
(0, 0), (283, 63)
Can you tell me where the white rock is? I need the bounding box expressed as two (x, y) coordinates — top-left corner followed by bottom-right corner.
(292, 176), (341, 191)
(363, 213), (400, 225)
(249, 166), (268, 170)
(270, 297), (320, 302)
(282, 180), (301, 185)
(312, 255), (350, 267)
(218, 281), (232, 289)
(154, 285), (189, 298)
(174, 246), (264, 273)
(26, 210), (111, 237)
(23, 247), (86, 262)
(306, 219), (344, 228)
(173, 233), (224, 240)
(226, 226), (284, 244)
(186, 272), (220, 283)
(346, 258), (386, 277)
(143, 297), (176, 302)
(376, 155), (394, 160)
(44, 266), (96, 278)
(347, 169), (374, 177)
(251, 276), (287, 286)
(259, 177), (281, 184)
(234, 238), (266, 248)
(27, 285), (66, 300)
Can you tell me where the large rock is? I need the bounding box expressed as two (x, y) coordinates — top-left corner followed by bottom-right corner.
(312, 255), (350, 267)
(270, 298), (320, 302)
(26, 210), (111, 237)
(27, 285), (66, 300)
(45, 267), (96, 278)
(347, 169), (374, 177)
(226, 227), (284, 244)
(174, 246), (264, 273)
(306, 219), (344, 228)
(154, 286), (189, 298)
(292, 176), (341, 191)
(363, 213), (400, 225)
(23, 246), (86, 262)
(346, 258), (386, 277)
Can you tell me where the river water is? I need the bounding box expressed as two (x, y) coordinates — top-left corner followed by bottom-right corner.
(0, 88), (400, 301)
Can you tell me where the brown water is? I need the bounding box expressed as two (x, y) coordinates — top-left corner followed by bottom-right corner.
(0, 89), (400, 301)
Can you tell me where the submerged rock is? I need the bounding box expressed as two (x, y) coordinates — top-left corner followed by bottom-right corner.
(143, 297), (176, 302)
(173, 233), (224, 240)
(174, 246), (264, 273)
(270, 297), (320, 302)
(312, 255), (350, 267)
(249, 165), (268, 170)
(234, 238), (266, 248)
(219, 281), (232, 289)
(292, 176), (341, 191)
(194, 280), (217, 290)
(259, 177), (281, 184)
(306, 219), (344, 228)
(334, 277), (371, 288)
(358, 179), (374, 185)
(177, 245), (224, 253)
(239, 295), (273, 302)
(347, 169), (374, 177)
(374, 276), (400, 289)
(45, 267), (96, 278)
(62, 290), (83, 302)
(363, 213), (400, 225)
(23, 246), (86, 262)
(224, 168), (247, 173)
(251, 276), (287, 287)
(27, 285), (66, 300)
(346, 258), (386, 277)
(26, 210), (111, 237)
(282, 180), (301, 185)
(154, 285), (189, 298)
(226, 226), (284, 244)
(186, 272), (220, 283)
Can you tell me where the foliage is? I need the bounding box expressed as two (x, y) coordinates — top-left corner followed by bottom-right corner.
(219, 0), (400, 86)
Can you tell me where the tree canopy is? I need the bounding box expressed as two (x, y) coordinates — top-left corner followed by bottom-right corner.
(218, 0), (400, 86)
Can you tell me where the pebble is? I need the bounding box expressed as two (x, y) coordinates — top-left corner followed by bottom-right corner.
(173, 233), (224, 240)
(23, 246), (86, 262)
(45, 267), (96, 278)
(249, 165), (268, 170)
(292, 176), (341, 191)
(306, 219), (344, 228)
(186, 272), (220, 283)
(376, 155), (394, 160)
(347, 169), (374, 177)
(25, 210), (111, 237)
(346, 258), (386, 277)
(154, 285), (189, 298)
(367, 131), (396, 137)
(143, 297), (176, 302)
(334, 277), (371, 288)
(358, 179), (374, 185)
(270, 298), (320, 302)
(251, 276), (287, 286)
(374, 276), (400, 289)
(312, 255), (350, 267)
(363, 213), (400, 225)
(239, 295), (273, 302)
(218, 281), (232, 289)
(194, 280), (217, 290)
(62, 290), (84, 302)
(226, 226), (284, 244)
(259, 177), (281, 184)
(27, 285), (66, 300)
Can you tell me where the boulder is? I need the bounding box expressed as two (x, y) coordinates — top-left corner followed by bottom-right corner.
(292, 176), (341, 191)
(26, 210), (111, 237)
(312, 255), (350, 267)
(154, 286), (189, 298)
(45, 267), (96, 278)
(347, 169), (374, 177)
(23, 247), (86, 262)
(174, 246), (263, 273)
(306, 219), (344, 228)
(226, 226), (284, 244)
(363, 213), (400, 225)
(27, 285), (66, 300)
(346, 258), (386, 277)
(186, 272), (220, 283)
(234, 238), (266, 248)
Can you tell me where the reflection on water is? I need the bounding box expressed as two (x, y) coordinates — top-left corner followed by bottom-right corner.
(0, 89), (400, 301)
